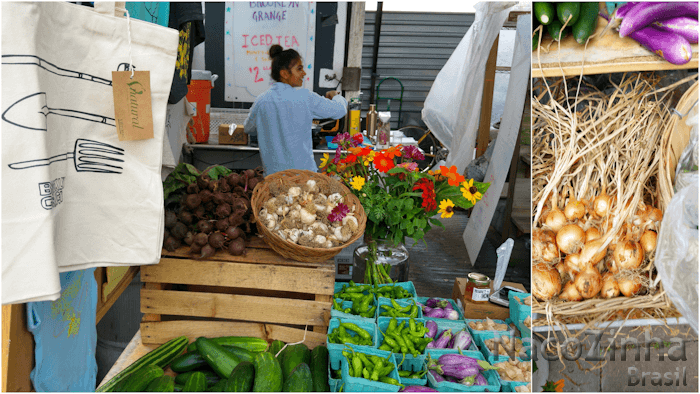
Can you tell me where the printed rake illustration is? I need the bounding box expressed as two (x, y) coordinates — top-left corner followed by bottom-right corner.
(8, 139), (125, 174)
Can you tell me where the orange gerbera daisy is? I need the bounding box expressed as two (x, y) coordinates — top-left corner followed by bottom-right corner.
(384, 145), (403, 159)
(348, 147), (363, 156)
(341, 154), (358, 164)
(373, 152), (395, 173)
(440, 165), (465, 186)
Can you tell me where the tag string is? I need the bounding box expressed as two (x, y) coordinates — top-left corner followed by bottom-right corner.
(125, 9), (134, 79)
(274, 325), (309, 358)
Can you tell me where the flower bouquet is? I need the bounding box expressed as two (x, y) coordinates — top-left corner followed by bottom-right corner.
(319, 132), (490, 285)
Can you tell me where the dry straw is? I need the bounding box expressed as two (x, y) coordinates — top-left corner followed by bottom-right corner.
(531, 28), (698, 368)
(251, 169), (367, 263)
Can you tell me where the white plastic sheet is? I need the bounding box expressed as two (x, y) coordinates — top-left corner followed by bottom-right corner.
(421, 1), (516, 174)
(492, 238), (515, 292)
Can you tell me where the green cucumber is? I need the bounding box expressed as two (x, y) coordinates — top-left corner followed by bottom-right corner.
(174, 383), (184, 392)
(184, 371), (208, 392)
(310, 346), (330, 392)
(222, 345), (257, 363)
(97, 336), (188, 392)
(547, 19), (568, 41)
(268, 340), (286, 357)
(145, 375), (175, 392)
(252, 351), (283, 392)
(282, 363), (313, 392)
(175, 369), (220, 386)
(196, 337), (243, 379)
(170, 351), (209, 372)
(556, 2), (580, 26)
(223, 361), (256, 392)
(280, 343), (311, 380)
(187, 336), (269, 353)
(207, 380), (227, 392)
(572, 2), (599, 45)
(534, 2), (555, 25)
(118, 364), (165, 392)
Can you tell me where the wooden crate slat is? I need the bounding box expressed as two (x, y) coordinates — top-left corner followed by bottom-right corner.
(142, 258), (334, 295)
(141, 289), (330, 326)
(265, 324), (327, 349)
(140, 320), (267, 345)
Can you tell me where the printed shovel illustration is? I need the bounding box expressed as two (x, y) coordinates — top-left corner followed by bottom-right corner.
(2, 92), (116, 131)
(2, 55), (112, 86)
(8, 138), (125, 174)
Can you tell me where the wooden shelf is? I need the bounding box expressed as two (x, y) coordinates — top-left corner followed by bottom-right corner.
(532, 10), (699, 78)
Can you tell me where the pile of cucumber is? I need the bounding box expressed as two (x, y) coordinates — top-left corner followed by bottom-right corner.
(97, 336), (330, 392)
(533, 2), (599, 47)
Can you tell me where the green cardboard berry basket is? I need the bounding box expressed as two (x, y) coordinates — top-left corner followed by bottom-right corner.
(473, 331), (532, 364)
(416, 296), (464, 321)
(397, 357), (429, 387)
(508, 291), (531, 325)
(340, 346), (403, 392)
(464, 318), (514, 343)
(376, 297), (423, 320)
(424, 349), (501, 392)
(375, 281), (418, 301)
(376, 317), (428, 372)
(492, 357), (530, 392)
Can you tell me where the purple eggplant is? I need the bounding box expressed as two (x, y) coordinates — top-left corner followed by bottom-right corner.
(434, 329), (452, 349)
(441, 300), (453, 310)
(426, 341), (436, 349)
(399, 386), (439, 392)
(447, 335), (456, 349)
(425, 298), (440, 308)
(429, 370), (445, 383)
(619, 2), (699, 37)
(437, 353), (480, 367)
(445, 309), (460, 320)
(425, 320), (438, 338)
(452, 329), (473, 351)
(422, 305), (434, 314)
(474, 373), (488, 386)
(424, 308), (447, 319)
(653, 16), (699, 43)
(441, 364), (480, 380)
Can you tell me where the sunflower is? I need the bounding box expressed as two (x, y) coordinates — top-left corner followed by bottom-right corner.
(461, 179), (482, 204)
(438, 199), (455, 218)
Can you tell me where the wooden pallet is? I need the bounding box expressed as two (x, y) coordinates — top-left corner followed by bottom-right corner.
(140, 237), (334, 348)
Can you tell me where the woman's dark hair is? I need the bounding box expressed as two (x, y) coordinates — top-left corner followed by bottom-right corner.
(269, 45), (301, 82)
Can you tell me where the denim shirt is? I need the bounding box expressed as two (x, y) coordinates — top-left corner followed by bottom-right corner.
(244, 82), (347, 175)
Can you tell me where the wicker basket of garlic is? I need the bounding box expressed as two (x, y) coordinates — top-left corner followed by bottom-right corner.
(251, 169), (367, 263)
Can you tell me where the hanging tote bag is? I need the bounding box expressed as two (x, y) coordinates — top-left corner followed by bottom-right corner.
(1, 2), (178, 304)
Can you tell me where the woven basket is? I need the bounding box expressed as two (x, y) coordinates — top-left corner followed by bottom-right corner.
(659, 81), (698, 210)
(251, 169), (367, 263)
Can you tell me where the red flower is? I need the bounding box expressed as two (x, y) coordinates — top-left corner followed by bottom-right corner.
(373, 152), (395, 173)
(413, 178), (437, 212)
(341, 154), (358, 164)
(328, 203), (350, 222)
(352, 133), (364, 147)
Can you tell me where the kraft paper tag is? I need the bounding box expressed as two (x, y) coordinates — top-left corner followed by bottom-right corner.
(112, 71), (154, 141)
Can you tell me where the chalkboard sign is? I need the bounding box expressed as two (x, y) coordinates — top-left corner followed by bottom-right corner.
(223, 2), (317, 102)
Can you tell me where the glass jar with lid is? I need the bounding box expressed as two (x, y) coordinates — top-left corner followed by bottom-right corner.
(465, 272), (491, 303)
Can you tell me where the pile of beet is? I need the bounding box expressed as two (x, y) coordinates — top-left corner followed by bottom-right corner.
(162, 166), (265, 259)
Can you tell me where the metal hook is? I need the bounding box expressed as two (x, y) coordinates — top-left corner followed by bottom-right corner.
(671, 99), (698, 118)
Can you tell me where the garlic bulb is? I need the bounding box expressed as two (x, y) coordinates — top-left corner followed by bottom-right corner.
(310, 222), (329, 236)
(300, 209), (316, 225)
(275, 205), (290, 217)
(276, 230), (287, 240)
(342, 215), (359, 233)
(334, 226), (353, 242)
(313, 235), (327, 248)
(287, 228), (301, 243)
(264, 214), (277, 230)
(328, 193), (343, 205)
(288, 186), (302, 198)
(304, 180), (320, 194)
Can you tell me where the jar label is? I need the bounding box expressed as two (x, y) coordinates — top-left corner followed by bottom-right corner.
(472, 288), (490, 302)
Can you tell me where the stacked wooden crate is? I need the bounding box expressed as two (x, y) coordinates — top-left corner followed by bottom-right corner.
(140, 237), (334, 348)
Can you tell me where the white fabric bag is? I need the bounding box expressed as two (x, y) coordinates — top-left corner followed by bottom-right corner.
(1, 2), (178, 304)
(421, 2), (515, 174)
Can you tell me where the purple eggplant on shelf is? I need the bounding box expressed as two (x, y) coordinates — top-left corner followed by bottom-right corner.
(452, 329), (472, 350)
(425, 320), (438, 338)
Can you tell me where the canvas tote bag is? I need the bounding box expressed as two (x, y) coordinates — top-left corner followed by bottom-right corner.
(1, 2), (178, 304)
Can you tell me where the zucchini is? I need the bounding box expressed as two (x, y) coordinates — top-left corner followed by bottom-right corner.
(175, 369), (220, 386)
(534, 2), (555, 25)
(252, 351), (283, 392)
(222, 345), (257, 363)
(118, 364), (165, 392)
(281, 343), (311, 380)
(223, 361), (256, 392)
(572, 2), (599, 44)
(145, 375), (175, 392)
(170, 351), (209, 372)
(556, 2), (580, 26)
(282, 362), (313, 392)
(97, 336), (188, 392)
(310, 345), (330, 392)
(268, 340), (286, 357)
(184, 371), (208, 392)
(547, 19), (568, 42)
(196, 337), (243, 379)
(187, 336), (269, 353)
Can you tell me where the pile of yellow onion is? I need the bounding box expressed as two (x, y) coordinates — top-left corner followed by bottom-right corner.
(532, 193), (661, 302)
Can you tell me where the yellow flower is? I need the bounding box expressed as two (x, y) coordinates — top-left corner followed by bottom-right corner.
(319, 153), (330, 169)
(438, 199), (455, 218)
(363, 150), (376, 166)
(461, 179), (482, 205)
(350, 176), (365, 190)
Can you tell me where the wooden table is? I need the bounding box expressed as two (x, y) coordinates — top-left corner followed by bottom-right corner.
(532, 5), (699, 78)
